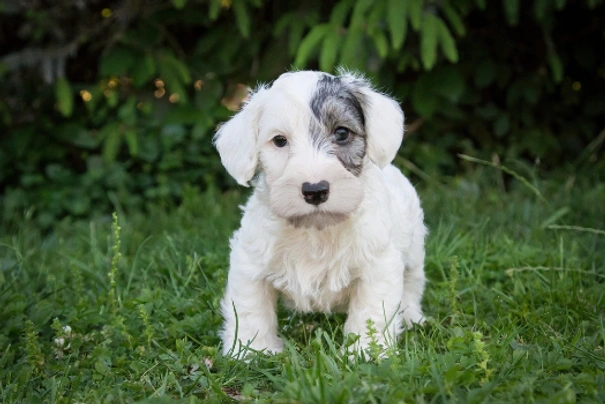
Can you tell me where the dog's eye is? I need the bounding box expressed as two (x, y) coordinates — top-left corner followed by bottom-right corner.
(272, 135), (288, 148)
(334, 127), (351, 144)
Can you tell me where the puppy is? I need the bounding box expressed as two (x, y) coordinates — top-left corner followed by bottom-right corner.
(214, 70), (426, 357)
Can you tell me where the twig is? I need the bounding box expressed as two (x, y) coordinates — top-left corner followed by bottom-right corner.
(585, 127), (605, 155)
(397, 157), (440, 186)
(547, 225), (605, 236)
(405, 118), (425, 135)
(505, 266), (605, 279)
(458, 154), (549, 204)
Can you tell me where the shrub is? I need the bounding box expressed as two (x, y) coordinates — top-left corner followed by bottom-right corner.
(1, 0), (604, 227)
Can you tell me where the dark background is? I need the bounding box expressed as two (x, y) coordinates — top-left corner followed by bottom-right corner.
(1, 0), (604, 228)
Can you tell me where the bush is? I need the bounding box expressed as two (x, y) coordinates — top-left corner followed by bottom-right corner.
(1, 0), (604, 227)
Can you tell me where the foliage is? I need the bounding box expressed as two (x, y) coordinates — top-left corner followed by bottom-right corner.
(1, 0), (605, 226)
(0, 171), (604, 402)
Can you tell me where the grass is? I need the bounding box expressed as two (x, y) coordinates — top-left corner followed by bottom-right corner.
(1, 166), (604, 403)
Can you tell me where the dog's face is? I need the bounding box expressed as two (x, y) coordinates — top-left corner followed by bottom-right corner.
(214, 71), (404, 228)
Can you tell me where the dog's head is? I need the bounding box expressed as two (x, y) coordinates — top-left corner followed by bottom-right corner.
(214, 70), (404, 228)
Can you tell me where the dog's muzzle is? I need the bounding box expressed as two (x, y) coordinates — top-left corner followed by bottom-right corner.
(302, 181), (330, 205)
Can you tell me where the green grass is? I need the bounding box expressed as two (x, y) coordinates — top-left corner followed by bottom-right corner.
(1, 168), (604, 403)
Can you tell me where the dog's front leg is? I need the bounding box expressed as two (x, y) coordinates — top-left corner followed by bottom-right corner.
(345, 247), (404, 356)
(220, 262), (283, 357)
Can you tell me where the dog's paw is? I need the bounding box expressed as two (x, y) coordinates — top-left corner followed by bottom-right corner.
(401, 305), (425, 328)
(223, 336), (284, 359)
(261, 340), (285, 355)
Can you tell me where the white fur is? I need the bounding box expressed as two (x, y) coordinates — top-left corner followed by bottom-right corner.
(214, 71), (426, 357)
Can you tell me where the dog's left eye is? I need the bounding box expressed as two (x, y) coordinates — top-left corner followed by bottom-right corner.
(273, 135), (288, 148)
(334, 127), (351, 144)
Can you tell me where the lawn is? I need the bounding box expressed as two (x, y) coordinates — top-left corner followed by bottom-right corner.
(1, 164), (604, 403)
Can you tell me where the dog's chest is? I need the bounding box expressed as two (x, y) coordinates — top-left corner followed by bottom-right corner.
(264, 228), (363, 313)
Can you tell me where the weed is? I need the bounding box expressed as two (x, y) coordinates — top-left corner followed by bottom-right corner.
(448, 256), (460, 317)
(139, 304), (155, 347)
(472, 331), (492, 385)
(107, 212), (122, 317)
(23, 319), (43, 373)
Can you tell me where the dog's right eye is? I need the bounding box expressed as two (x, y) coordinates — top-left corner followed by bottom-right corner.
(273, 135), (288, 148)
(334, 127), (351, 144)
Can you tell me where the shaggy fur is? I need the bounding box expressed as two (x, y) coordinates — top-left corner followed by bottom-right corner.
(214, 70), (427, 357)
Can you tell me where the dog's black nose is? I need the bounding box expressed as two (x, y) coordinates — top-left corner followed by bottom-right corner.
(302, 181), (330, 205)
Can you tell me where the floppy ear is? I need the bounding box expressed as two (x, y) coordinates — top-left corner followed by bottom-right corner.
(358, 86), (404, 168)
(213, 87), (267, 186)
(342, 73), (404, 168)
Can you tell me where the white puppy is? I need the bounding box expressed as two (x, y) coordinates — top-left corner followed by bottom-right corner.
(214, 70), (426, 357)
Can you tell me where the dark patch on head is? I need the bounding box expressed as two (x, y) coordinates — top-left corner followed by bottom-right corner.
(310, 75), (365, 125)
(309, 74), (368, 176)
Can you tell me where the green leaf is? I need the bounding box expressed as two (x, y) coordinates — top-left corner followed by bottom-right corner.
(118, 97), (137, 126)
(284, 18), (304, 55)
(409, 0), (423, 31)
(132, 53), (155, 88)
(350, 0), (373, 27)
(138, 133), (160, 162)
(172, 0), (187, 9)
(329, 0), (354, 26)
(165, 105), (209, 125)
(548, 51), (564, 83)
(54, 77), (73, 117)
(65, 192), (90, 215)
(161, 124), (187, 148)
(340, 28), (364, 68)
(124, 129), (138, 157)
(232, 0), (250, 38)
(503, 0), (520, 26)
(475, 0), (487, 9)
(420, 13), (438, 70)
(432, 67), (465, 102)
(366, 0), (385, 36)
(274, 13), (292, 36)
(440, 103), (465, 120)
(56, 123), (100, 149)
(534, 0), (549, 21)
(436, 17), (459, 63)
(412, 77), (439, 117)
(442, 2), (466, 36)
(554, 0), (566, 10)
(387, 0), (408, 50)
(106, 90), (119, 108)
(171, 57), (191, 84)
(319, 29), (342, 72)
(371, 30), (389, 59)
(396, 52), (414, 72)
(294, 24), (330, 68)
(523, 79), (541, 103)
(101, 123), (121, 164)
(99, 47), (135, 77)
(209, 0), (221, 20)
(157, 51), (191, 103)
